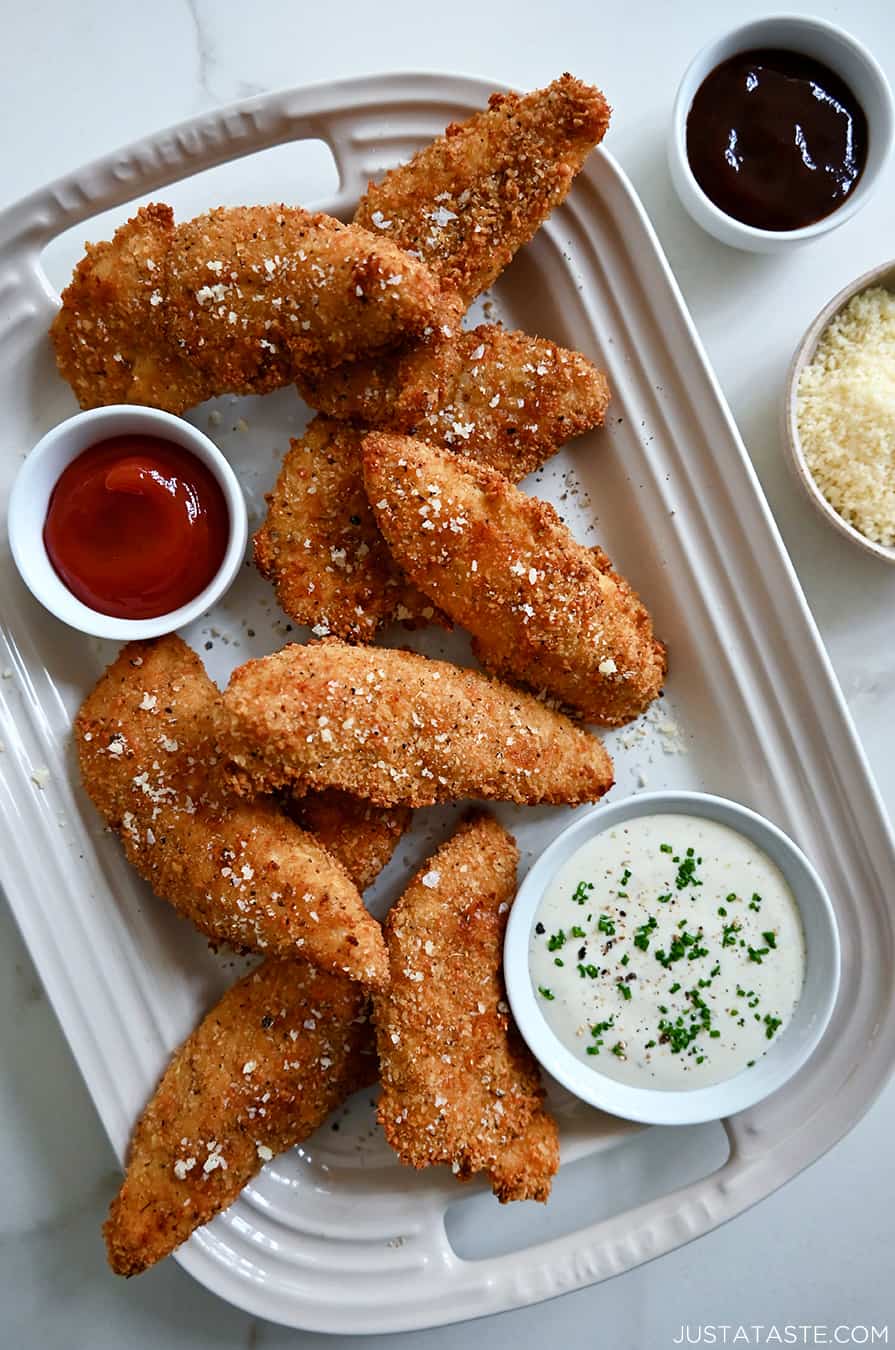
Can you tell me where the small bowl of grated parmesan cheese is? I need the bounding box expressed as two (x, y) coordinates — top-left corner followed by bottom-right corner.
(786, 263), (895, 563)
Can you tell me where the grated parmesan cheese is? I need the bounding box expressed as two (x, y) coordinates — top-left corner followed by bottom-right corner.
(796, 286), (895, 546)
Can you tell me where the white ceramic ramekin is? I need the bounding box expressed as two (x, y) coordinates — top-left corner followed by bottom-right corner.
(669, 16), (894, 253)
(7, 405), (248, 641)
(504, 791), (840, 1126)
(783, 259), (895, 564)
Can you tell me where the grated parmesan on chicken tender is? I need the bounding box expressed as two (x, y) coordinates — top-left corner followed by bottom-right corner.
(261, 324), (610, 642)
(75, 635), (388, 988)
(253, 416), (442, 643)
(218, 639), (614, 808)
(51, 203), (461, 413)
(296, 323), (610, 479)
(363, 432), (666, 724)
(374, 813), (558, 1202)
(287, 789), (411, 893)
(104, 957), (377, 1276)
(355, 74), (610, 305)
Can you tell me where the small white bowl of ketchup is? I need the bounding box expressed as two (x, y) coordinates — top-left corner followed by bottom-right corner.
(8, 405), (248, 641)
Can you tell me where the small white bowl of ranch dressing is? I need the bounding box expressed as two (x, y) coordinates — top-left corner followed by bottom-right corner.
(504, 791), (840, 1125)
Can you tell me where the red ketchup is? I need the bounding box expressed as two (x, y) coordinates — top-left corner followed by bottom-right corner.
(43, 435), (230, 620)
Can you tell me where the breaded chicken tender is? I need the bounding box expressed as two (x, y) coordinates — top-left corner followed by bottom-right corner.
(364, 434), (666, 725)
(484, 1111), (561, 1203)
(104, 957), (377, 1275)
(50, 205), (211, 414)
(218, 640), (614, 807)
(260, 328), (609, 641)
(51, 203), (460, 413)
(253, 416), (441, 643)
(295, 323), (610, 480)
(75, 635), (388, 988)
(355, 75), (611, 305)
(287, 789), (411, 892)
(374, 813), (558, 1202)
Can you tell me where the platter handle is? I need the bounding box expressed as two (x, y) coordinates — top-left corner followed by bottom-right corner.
(0, 75), (496, 339)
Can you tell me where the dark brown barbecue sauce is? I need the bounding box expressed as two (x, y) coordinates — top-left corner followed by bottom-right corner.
(686, 48), (868, 231)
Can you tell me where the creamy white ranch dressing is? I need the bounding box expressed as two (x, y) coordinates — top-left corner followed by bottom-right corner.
(529, 814), (806, 1090)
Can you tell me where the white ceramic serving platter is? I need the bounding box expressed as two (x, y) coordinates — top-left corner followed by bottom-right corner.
(0, 74), (893, 1335)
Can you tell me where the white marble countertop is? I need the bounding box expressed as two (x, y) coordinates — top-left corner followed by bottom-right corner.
(2, 1), (894, 1345)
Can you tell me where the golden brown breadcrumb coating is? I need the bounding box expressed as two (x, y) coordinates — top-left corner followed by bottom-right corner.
(218, 640), (614, 808)
(104, 958), (377, 1276)
(374, 813), (558, 1202)
(50, 204), (211, 413)
(355, 75), (610, 305)
(364, 433), (666, 725)
(483, 1110), (561, 1203)
(51, 203), (461, 412)
(253, 416), (441, 643)
(75, 635), (388, 988)
(287, 789), (411, 893)
(295, 323), (610, 479)
(261, 328), (609, 641)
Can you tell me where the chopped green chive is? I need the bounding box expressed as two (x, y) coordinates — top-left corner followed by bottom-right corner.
(656, 928), (707, 967)
(633, 915), (658, 951)
(587, 1024), (613, 1054)
(675, 854), (702, 889)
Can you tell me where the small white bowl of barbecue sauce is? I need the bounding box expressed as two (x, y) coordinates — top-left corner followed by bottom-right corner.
(8, 405), (248, 641)
(504, 792), (840, 1125)
(669, 17), (894, 252)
